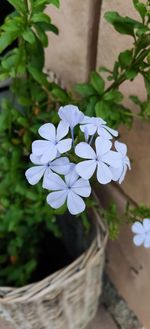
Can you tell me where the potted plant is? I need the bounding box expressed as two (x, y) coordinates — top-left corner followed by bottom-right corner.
(0, 0), (149, 328)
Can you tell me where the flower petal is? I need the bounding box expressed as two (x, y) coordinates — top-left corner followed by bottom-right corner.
(51, 157), (70, 175)
(119, 164), (127, 184)
(30, 153), (42, 165)
(110, 166), (123, 182)
(97, 162), (112, 184)
(65, 167), (79, 186)
(75, 160), (97, 179)
(41, 144), (57, 163)
(143, 218), (150, 231)
(97, 126), (113, 139)
(80, 124), (97, 136)
(47, 190), (68, 209)
(75, 142), (96, 159)
(38, 123), (56, 142)
(72, 178), (91, 197)
(95, 137), (112, 157)
(133, 234), (145, 246)
(32, 140), (52, 156)
(43, 172), (66, 190)
(102, 125), (118, 137)
(115, 141), (127, 156)
(144, 235), (150, 248)
(57, 138), (72, 153)
(32, 140), (57, 162)
(25, 166), (46, 185)
(56, 121), (69, 141)
(67, 191), (85, 215)
(131, 222), (145, 234)
(101, 150), (122, 168)
(125, 156), (131, 170)
(58, 105), (84, 128)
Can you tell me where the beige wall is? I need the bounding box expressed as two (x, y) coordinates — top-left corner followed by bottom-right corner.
(45, 0), (101, 88)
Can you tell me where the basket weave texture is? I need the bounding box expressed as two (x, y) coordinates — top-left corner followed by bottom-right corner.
(0, 210), (107, 329)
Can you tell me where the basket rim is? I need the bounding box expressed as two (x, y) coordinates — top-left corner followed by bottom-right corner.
(0, 208), (108, 303)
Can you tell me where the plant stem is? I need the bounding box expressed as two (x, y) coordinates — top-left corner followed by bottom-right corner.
(103, 46), (150, 95)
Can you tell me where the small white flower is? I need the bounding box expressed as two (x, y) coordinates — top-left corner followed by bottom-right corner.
(32, 121), (72, 163)
(44, 169), (91, 215)
(25, 154), (71, 186)
(75, 137), (121, 184)
(132, 219), (150, 248)
(110, 141), (131, 184)
(58, 105), (84, 129)
(80, 116), (118, 140)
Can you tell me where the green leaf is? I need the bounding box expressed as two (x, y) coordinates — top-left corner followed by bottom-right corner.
(33, 24), (48, 47)
(75, 83), (95, 97)
(85, 96), (97, 116)
(7, 0), (27, 14)
(103, 90), (123, 103)
(90, 72), (105, 95)
(51, 87), (69, 103)
(49, 24), (59, 35)
(125, 69), (138, 80)
(0, 100), (11, 132)
(0, 73), (9, 82)
(26, 38), (44, 70)
(2, 17), (24, 33)
(104, 11), (147, 36)
(27, 64), (48, 87)
(119, 49), (133, 68)
(34, 0), (60, 7)
(22, 29), (36, 44)
(95, 100), (110, 118)
(129, 95), (142, 107)
(133, 0), (147, 20)
(112, 61), (119, 80)
(0, 31), (20, 54)
(136, 35), (150, 53)
(99, 66), (112, 74)
(31, 13), (51, 24)
(46, 0), (60, 7)
(143, 73), (150, 97)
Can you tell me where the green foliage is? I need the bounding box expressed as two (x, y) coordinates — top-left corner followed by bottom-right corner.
(0, 0), (70, 286)
(75, 0), (150, 128)
(126, 203), (150, 223)
(102, 203), (120, 240)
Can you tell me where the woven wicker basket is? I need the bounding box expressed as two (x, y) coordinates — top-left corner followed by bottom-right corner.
(0, 209), (107, 329)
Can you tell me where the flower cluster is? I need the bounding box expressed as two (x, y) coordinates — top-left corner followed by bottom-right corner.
(25, 105), (131, 215)
(132, 218), (150, 248)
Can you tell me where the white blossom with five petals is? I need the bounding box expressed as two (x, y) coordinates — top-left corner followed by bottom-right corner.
(75, 137), (122, 184)
(25, 154), (70, 186)
(80, 116), (118, 140)
(110, 141), (131, 184)
(32, 121), (72, 163)
(44, 168), (91, 215)
(132, 219), (150, 248)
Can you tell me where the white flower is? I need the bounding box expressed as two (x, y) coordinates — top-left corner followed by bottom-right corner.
(44, 169), (91, 215)
(80, 116), (118, 139)
(32, 121), (72, 163)
(25, 154), (70, 186)
(110, 141), (131, 184)
(75, 137), (121, 184)
(132, 219), (150, 248)
(58, 105), (84, 129)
